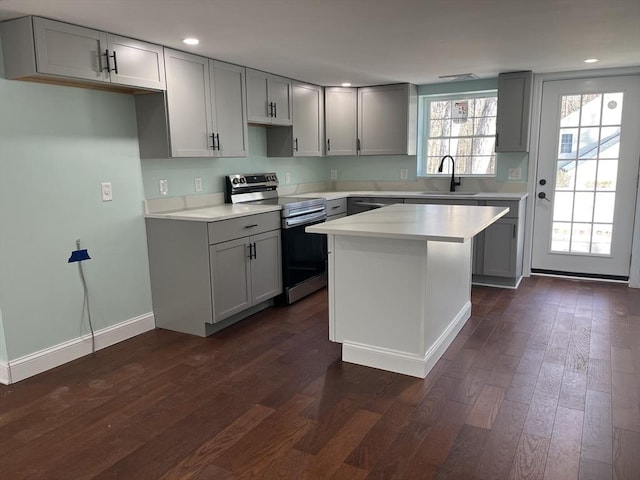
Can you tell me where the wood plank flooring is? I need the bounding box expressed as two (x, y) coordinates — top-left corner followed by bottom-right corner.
(1, 276), (639, 479)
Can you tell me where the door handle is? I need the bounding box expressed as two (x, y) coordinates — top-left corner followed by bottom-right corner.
(538, 192), (551, 203)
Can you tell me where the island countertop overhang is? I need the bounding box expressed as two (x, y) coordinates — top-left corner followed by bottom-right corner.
(306, 203), (509, 243)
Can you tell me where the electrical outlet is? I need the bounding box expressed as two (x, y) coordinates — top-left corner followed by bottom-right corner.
(159, 179), (168, 196)
(194, 177), (203, 192)
(330, 169), (337, 180)
(508, 168), (522, 180)
(400, 169), (408, 180)
(101, 182), (113, 202)
(284, 172), (291, 184)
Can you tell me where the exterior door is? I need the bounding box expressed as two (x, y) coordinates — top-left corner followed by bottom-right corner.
(531, 75), (640, 279)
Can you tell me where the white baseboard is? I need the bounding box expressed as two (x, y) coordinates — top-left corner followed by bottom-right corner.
(1, 312), (155, 385)
(0, 361), (10, 385)
(342, 301), (471, 378)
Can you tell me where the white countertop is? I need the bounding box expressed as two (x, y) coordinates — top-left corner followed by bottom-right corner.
(145, 204), (281, 222)
(288, 191), (528, 201)
(307, 203), (509, 242)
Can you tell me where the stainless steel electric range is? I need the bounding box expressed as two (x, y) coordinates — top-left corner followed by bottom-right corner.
(225, 173), (327, 304)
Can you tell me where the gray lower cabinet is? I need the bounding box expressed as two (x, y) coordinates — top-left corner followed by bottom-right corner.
(326, 198), (347, 219)
(1, 16), (165, 90)
(210, 230), (282, 322)
(404, 197), (526, 288)
(347, 197), (403, 215)
(146, 211), (282, 337)
(135, 51), (247, 158)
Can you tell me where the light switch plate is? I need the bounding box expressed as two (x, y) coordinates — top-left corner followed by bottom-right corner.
(330, 169), (337, 180)
(284, 172), (291, 184)
(508, 168), (522, 180)
(101, 182), (113, 202)
(400, 168), (408, 180)
(159, 179), (168, 196)
(194, 177), (203, 192)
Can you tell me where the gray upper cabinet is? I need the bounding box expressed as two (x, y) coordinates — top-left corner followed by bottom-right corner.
(325, 87), (358, 156)
(245, 68), (292, 125)
(292, 82), (324, 156)
(495, 71), (533, 152)
(209, 60), (248, 157)
(358, 84), (417, 156)
(136, 51), (247, 158)
(0, 17), (165, 90)
(163, 49), (214, 157)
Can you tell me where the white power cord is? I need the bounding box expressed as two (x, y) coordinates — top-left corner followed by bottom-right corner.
(74, 240), (96, 353)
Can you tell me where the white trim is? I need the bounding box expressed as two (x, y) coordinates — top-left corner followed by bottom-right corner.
(1, 312), (155, 385)
(341, 301), (470, 378)
(523, 66), (640, 283)
(0, 361), (10, 384)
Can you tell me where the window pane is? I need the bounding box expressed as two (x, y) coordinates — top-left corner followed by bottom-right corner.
(453, 119), (473, 137)
(593, 192), (615, 223)
(573, 192), (594, 222)
(430, 119), (448, 137)
(599, 127), (620, 159)
(551, 222), (571, 251)
(591, 224), (612, 254)
(430, 100), (450, 120)
(472, 156), (494, 174)
(455, 157), (472, 175)
(453, 137), (472, 157)
(560, 95), (582, 127)
(580, 95), (602, 126)
(601, 93), (623, 125)
(571, 223), (592, 253)
(474, 97), (497, 117)
(428, 138), (448, 157)
(596, 160), (617, 190)
(474, 117), (496, 135)
(579, 127), (600, 159)
(575, 160), (597, 190)
(553, 192), (574, 221)
(556, 161), (576, 190)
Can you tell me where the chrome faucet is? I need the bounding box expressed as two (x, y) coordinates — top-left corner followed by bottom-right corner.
(438, 155), (461, 192)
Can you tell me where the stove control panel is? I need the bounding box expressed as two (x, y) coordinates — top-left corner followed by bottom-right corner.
(227, 173), (279, 187)
(225, 173), (279, 203)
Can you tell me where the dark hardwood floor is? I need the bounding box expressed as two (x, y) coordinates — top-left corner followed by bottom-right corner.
(1, 277), (639, 479)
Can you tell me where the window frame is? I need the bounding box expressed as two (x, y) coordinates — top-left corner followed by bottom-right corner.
(417, 90), (498, 178)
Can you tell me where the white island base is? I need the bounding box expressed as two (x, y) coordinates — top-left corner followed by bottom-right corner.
(309, 203), (508, 378)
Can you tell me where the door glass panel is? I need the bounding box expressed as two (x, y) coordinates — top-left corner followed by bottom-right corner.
(550, 92), (623, 255)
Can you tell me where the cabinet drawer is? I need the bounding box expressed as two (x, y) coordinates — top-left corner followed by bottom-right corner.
(326, 198), (347, 216)
(486, 200), (520, 218)
(208, 211), (280, 244)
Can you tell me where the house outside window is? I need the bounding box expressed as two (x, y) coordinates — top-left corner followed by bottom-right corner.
(417, 92), (497, 176)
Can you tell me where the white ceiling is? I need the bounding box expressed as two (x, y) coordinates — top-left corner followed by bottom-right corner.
(1, 0), (638, 86)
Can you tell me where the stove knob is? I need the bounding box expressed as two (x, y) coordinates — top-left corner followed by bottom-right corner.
(240, 177), (246, 183)
(232, 178), (239, 184)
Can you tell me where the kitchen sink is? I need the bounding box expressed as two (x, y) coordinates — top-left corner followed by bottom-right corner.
(420, 192), (479, 196)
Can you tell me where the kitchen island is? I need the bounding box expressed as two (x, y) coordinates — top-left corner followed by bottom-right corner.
(307, 203), (508, 378)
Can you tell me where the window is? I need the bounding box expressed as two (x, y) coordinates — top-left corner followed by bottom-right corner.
(560, 133), (573, 154)
(417, 92), (497, 176)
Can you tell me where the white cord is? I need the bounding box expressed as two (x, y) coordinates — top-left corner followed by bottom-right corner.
(76, 240), (95, 353)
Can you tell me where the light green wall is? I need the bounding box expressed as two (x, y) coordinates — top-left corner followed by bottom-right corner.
(0, 308), (6, 363)
(0, 43), (153, 360)
(141, 126), (328, 198)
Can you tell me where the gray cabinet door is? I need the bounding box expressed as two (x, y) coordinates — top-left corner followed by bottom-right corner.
(246, 69), (271, 123)
(164, 49), (214, 157)
(292, 82), (323, 156)
(325, 87), (358, 156)
(32, 17), (107, 82)
(482, 218), (517, 277)
(358, 84), (410, 155)
(209, 60), (248, 157)
(250, 231), (283, 304)
(210, 238), (252, 322)
(495, 71), (533, 152)
(269, 74), (292, 126)
(107, 34), (165, 90)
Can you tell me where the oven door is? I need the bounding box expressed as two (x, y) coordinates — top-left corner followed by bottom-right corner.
(281, 215), (327, 290)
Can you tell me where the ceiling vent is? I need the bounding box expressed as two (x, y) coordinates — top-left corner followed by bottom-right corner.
(438, 73), (478, 81)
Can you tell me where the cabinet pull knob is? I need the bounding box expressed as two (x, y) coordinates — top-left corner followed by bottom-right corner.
(248, 243), (253, 259)
(110, 50), (118, 73)
(253, 242), (257, 259)
(215, 133), (220, 151)
(102, 49), (110, 72)
(357, 138), (361, 152)
(273, 102), (277, 118)
(327, 139), (331, 152)
(332, 205), (340, 209)
(210, 133), (216, 150)
(294, 138), (299, 152)
(244, 224), (258, 229)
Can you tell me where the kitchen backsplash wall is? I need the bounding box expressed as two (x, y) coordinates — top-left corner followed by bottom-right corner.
(0, 37), (153, 361)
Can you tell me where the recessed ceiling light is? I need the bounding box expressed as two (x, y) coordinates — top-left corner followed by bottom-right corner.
(584, 58), (599, 63)
(341, 82), (352, 87)
(183, 38), (199, 46)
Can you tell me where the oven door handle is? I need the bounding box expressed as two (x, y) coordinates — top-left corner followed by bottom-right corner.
(283, 211), (327, 228)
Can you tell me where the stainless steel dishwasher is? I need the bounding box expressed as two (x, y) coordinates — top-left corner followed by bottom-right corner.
(346, 197), (404, 215)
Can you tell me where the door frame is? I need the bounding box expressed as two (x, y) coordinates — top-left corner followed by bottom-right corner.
(523, 66), (640, 287)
